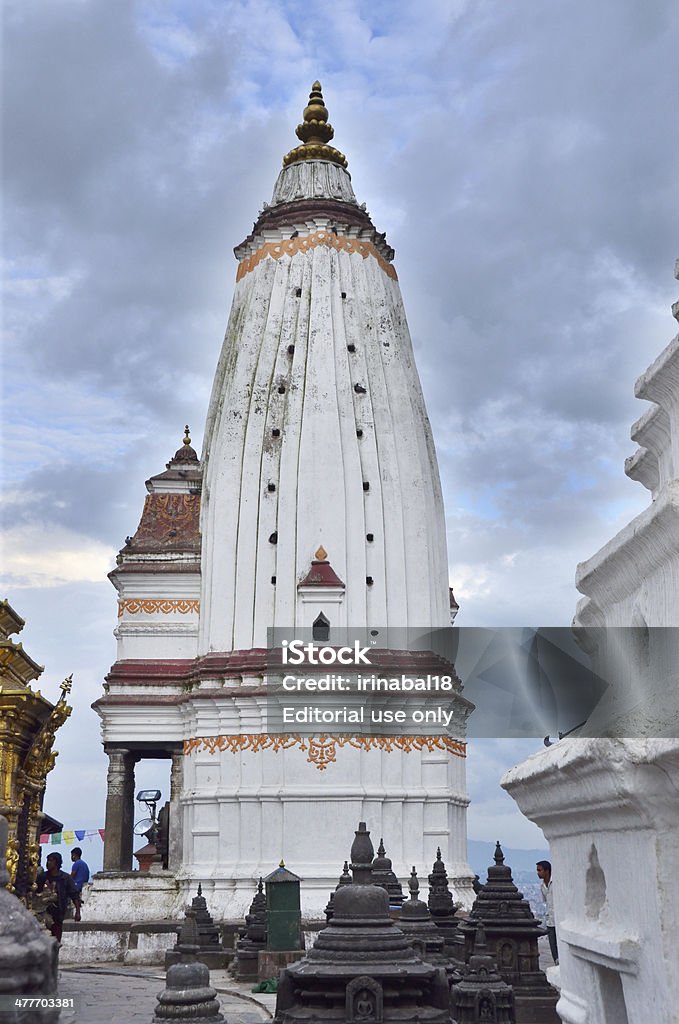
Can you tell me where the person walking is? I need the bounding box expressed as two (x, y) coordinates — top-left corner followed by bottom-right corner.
(70, 847), (90, 896)
(536, 859), (558, 964)
(36, 851), (81, 941)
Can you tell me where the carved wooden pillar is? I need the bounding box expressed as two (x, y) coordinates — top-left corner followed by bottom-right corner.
(103, 747), (136, 871)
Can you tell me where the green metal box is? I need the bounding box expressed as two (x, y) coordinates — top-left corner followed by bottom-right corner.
(264, 861), (303, 951)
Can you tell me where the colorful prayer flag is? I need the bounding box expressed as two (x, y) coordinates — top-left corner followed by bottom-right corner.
(39, 833), (49, 844)
(98, 829), (105, 841)
(75, 830), (86, 841)
(51, 833), (62, 844)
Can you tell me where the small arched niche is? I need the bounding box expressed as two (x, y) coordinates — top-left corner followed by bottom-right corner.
(312, 612), (330, 642)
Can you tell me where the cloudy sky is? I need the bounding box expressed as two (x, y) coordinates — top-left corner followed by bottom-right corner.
(2, 0), (678, 868)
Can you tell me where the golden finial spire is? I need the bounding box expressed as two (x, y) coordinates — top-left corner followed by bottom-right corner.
(315, 545), (328, 561)
(183, 425), (191, 446)
(283, 81), (348, 170)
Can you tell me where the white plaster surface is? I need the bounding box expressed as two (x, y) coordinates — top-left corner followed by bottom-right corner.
(82, 874), (178, 923)
(200, 235), (450, 648)
(503, 738), (679, 1024)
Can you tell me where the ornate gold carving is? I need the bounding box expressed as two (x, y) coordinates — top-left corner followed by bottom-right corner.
(118, 599), (200, 617)
(5, 834), (19, 889)
(184, 734), (466, 770)
(283, 81), (347, 169)
(236, 231), (398, 283)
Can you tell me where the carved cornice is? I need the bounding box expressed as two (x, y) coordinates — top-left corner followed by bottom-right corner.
(235, 229), (397, 283)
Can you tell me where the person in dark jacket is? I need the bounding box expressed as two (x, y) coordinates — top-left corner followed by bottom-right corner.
(36, 851), (81, 941)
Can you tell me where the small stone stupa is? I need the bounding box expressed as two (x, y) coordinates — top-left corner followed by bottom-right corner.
(165, 886), (227, 970)
(273, 822), (451, 1022)
(154, 910), (224, 1022)
(459, 843), (558, 1024)
(428, 846), (464, 958)
(451, 921), (514, 1024)
(233, 877), (267, 981)
(324, 860), (352, 924)
(399, 867), (461, 987)
(371, 838), (405, 908)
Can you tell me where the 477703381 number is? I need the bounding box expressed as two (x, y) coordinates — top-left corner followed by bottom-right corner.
(0, 997), (76, 1009)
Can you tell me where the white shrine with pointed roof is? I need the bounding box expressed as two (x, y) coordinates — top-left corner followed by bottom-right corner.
(94, 84), (474, 919)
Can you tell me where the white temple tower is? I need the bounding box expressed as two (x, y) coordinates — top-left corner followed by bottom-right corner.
(95, 83), (474, 918)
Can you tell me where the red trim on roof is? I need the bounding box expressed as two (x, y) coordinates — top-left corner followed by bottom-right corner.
(298, 559), (345, 588)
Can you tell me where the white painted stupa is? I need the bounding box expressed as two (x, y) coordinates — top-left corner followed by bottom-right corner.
(93, 83), (474, 922)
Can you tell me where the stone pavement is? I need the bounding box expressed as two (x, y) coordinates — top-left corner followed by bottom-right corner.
(57, 949), (558, 1023)
(57, 964), (275, 1024)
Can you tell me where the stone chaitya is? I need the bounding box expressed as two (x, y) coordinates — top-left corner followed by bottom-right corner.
(153, 910), (224, 1023)
(273, 822), (451, 1023)
(458, 843), (558, 1024)
(371, 839), (405, 908)
(93, 80), (475, 920)
(450, 922), (514, 1024)
(428, 846), (463, 957)
(324, 860), (352, 924)
(165, 884), (227, 970)
(233, 877), (267, 981)
(398, 867), (460, 988)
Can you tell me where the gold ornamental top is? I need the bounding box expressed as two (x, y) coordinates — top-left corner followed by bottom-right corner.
(282, 81), (348, 169)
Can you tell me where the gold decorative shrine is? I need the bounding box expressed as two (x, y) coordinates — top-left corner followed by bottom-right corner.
(184, 733), (467, 771)
(0, 599), (72, 899)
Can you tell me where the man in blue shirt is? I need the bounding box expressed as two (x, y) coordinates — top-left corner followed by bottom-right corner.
(70, 847), (90, 895)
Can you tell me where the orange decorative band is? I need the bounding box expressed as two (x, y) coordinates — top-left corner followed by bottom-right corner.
(184, 734), (466, 771)
(118, 599), (200, 617)
(236, 231), (398, 283)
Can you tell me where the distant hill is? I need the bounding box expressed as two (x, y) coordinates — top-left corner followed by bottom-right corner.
(467, 839), (550, 885)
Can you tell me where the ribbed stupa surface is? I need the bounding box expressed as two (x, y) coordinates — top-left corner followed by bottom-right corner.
(200, 156), (450, 649)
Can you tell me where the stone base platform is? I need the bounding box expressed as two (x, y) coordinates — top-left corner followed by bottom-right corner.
(165, 947), (233, 970)
(82, 871), (179, 922)
(60, 918), (324, 968)
(60, 921), (180, 966)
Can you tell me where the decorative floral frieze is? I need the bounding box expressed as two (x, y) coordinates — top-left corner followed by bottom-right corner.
(117, 599), (200, 617)
(184, 733), (466, 770)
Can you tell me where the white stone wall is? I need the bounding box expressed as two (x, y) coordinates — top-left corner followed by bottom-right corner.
(112, 564), (200, 662)
(503, 265), (679, 1024)
(503, 739), (679, 1024)
(179, 740), (471, 919)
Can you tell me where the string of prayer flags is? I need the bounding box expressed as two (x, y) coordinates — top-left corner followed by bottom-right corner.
(39, 829), (105, 844)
